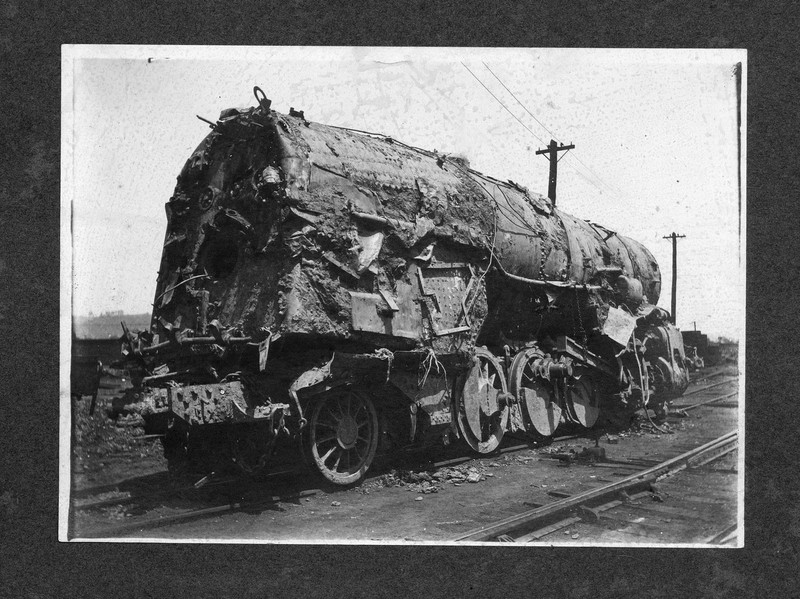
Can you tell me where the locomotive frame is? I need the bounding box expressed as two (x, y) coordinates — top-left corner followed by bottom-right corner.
(116, 87), (691, 485)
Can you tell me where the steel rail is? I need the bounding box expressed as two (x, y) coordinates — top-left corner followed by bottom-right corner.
(427, 433), (582, 471)
(682, 377), (738, 397)
(452, 430), (738, 542)
(73, 469), (297, 513)
(671, 391), (739, 413)
(77, 489), (318, 539)
(73, 478), (238, 512)
(689, 366), (729, 382)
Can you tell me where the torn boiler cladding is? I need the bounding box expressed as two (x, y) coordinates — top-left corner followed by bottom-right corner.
(116, 87), (690, 485)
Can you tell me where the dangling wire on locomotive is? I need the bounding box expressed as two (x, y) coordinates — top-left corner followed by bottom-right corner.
(116, 87), (690, 485)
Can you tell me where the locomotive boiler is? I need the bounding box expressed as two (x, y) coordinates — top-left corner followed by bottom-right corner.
(118, 88), (689, 485)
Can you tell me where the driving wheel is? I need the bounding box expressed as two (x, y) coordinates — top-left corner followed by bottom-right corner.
(565, 367), (601, 428)
(508, 348), (562, 437)
(456, 347), (508, 454)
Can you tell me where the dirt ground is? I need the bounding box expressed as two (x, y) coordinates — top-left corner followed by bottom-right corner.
(69, 366), (740, 543)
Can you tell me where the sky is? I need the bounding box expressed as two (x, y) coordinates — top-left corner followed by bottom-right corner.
(62, 46), (745, 341)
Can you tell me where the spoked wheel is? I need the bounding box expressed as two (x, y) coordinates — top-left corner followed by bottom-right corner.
(306, 388), (379, 485)
(565, 367), (601, 428)
(456, 347), (508, 454)
(508, 348), (562, 437)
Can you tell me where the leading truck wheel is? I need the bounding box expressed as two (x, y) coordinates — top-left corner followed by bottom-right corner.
(306, 389), (379, 485)
(456, 348), (509, 454)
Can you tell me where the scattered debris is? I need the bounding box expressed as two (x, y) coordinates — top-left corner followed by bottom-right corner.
(331, 501), (341, 507)
(577, 446), (606, 462)
(649, 484), (667, 503)
(415, 496), (423, 501)
(360, 464), (491, 494)
(578, 505), (600, 523)
(539, 444), (579, 455)
(115, 414), (146, 428)
(547, 490), (571, 498)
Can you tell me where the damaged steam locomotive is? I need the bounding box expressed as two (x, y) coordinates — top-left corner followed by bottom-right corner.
(118, 87), (689, 485)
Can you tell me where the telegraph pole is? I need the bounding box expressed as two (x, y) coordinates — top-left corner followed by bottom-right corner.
(663, 232), (686, 324)
(535, 139), (574, 206)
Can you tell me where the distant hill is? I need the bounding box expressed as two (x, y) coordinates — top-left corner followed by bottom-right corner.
(73, 311), (151, 340)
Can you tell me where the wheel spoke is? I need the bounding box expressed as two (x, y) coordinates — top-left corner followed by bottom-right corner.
(345, 393), (352, 416)
(480, 363), (490, 386)
(324, 404), (341, 422)
(320, 445), (336, 464)
(328, 402), (340, 420)
(332, 450), (342, 471)
(316, 433), (336, 444)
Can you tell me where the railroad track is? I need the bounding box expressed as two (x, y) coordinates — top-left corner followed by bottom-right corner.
(73, 431), (588, 539)
(72, 379), (739, 540)
(452, 429), (739, 544)
(671, 391), (738, 413)
(72, 471), (263, 513)
(73, 436), (567, 538)
(77, 487), (319, 539)
(681, 375), (738, 398)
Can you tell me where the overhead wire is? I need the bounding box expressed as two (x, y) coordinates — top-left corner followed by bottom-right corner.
(478, 61), (629, 203)
(482, 61), (560, 142)
(461, 62), (546, 146)
(468, 62), (605, 200)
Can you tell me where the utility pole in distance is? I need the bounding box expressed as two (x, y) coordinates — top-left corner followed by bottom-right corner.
(536, 139), (574, 206)
(663, 232), (686, 325)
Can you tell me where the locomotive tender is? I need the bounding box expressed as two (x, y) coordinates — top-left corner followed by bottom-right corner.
(119, 88), (689, 485)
